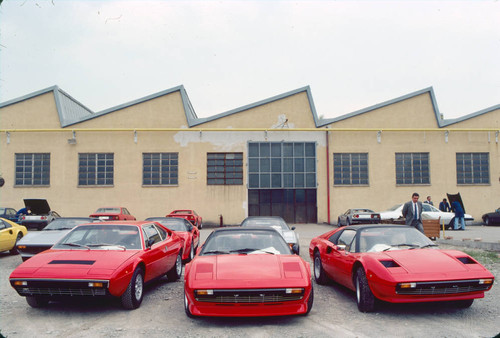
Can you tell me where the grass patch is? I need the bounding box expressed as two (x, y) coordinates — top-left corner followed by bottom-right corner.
(462, 249), (500, 266)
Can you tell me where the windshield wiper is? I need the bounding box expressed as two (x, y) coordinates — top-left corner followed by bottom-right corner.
(420, 244), (438, 249)
(202, 250), (230, 255)
(87, 243), (126, 250)
(382, 243), (419, 251)
(230, 248), (261, 254)
(60, 242), (90, 250)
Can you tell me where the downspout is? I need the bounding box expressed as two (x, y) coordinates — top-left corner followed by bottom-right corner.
(326, 130), (331, 225)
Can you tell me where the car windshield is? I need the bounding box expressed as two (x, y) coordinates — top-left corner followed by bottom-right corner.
(385, 204), (402, 211)
(53, 224), (142, 250)
(146, 218), (187, 231)
(200, 230), (291, 255)
(0, 208), (5, 213)
(95, 208), (120, 213)
(241, 218), (289, 230)
(352, 209), (374, 213)
(358, 227), (436, 253)
(44, 218), (92, 230)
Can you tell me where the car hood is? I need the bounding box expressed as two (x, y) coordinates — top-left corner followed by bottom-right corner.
(381, 249), (486, 274)
(24, 199), (51, 214)
(189, 254), (307, 285)
(10, 249), (140, 279)
(17, 230), (71, 246)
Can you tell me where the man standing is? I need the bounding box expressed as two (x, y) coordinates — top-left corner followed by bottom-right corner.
(402, 192), (425, 233)
(451, 200), (466, 230)
(439, 198), (451, 212)
(424, 196), (433, 205)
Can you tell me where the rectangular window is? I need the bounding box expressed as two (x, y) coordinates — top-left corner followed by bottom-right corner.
(248, 142), (316, 189)
(78, 153), (114, 186)
(456, 152), (489, 184)
(207, 153), (243, 185)
(15, 153), (50, 186)
(333, 153), (368, 185)
(395, 152), (429, 185)
(143, 153), (178, 186)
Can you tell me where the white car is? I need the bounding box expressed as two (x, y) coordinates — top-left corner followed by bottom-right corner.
(240, 216), (300, 254)
(379, 203), (473, 229)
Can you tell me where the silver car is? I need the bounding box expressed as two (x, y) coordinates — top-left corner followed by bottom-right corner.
(337, 208), (381, 226)
(240, 216), (300, 254)
(18, 199), (60, 230)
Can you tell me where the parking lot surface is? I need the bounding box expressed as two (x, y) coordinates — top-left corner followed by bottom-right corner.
(1, 223), (499, 338)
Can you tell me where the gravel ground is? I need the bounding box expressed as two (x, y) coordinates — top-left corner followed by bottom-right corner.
(0, 224), (499, 338)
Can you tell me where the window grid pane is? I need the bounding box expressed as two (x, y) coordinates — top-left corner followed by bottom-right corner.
(143, 153), (178, 186)
(333, 153), (369, 185)
(248, 142), (316, 189)
(395, 153), (429, 185)
(79, 153), (114, 186)
(456, 153), (489, 184)
(15, 153), (50, 186)
(207, 153), (243, 185)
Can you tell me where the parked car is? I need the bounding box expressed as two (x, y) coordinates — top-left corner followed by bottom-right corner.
(482, 208), (500, 226)
(337, 208), (381, 226)
(10, 221), (183, 309)
(166, 210), (202, 229)
(18, 199), (60, 230)
(16, 217), (95, 261)
(184, 227), (313, 317)
(379, 203), (473, 229)
(309, 224), (494, 312)
(146, 217), (200, 262)
(0, 218), (27, 254)
(0, 207), (19, 223)
(89, 207), (136, 221)
(240, 216), (300, 254)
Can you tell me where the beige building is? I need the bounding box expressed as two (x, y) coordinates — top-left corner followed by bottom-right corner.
(0, 85), (499, 226)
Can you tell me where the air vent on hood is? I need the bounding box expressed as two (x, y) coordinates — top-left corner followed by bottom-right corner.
(457, 257), (476, 264)
(49, 260), (95, 265)
(379, 260), (400, 268)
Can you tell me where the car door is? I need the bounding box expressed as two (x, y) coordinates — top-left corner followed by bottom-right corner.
(323, 229), (356, 286)
(6, 208), (18, 223)
(141, 223), (171, 281)
(330, 229), (357, 286)
(185, 219), (199, 248)
(0, 219), (15, 251)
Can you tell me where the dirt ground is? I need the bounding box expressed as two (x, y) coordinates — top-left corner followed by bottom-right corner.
(1, 223), (499, 338)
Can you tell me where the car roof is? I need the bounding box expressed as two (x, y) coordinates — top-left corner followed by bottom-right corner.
(341, 224), (413, 231)
(211, 226), (282, 234)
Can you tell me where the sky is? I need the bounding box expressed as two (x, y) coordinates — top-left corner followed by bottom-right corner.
(0, 0), (499, 120)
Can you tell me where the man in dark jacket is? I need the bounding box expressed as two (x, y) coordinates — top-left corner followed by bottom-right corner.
(402, 192), (424, 233)
(439, 198), (451, 212)
(451, 201), (466, 230)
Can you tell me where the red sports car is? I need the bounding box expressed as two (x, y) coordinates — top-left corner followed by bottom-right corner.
(146, 217), (200, 262)
(184, 227), (313, 317)
(167, 209), (202, 229)
(89, 207), (136, 221)
(309, 224), (495, 312)
(10, 221), (183, 310)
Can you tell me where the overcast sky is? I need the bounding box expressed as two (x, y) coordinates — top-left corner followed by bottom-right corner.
(0, 0), (499, 120)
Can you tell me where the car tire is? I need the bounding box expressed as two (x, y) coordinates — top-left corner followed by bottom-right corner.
(184, 291), (195, 318)
(121, 267), (144, 310)
(198, 222), (203, 229)
(10, 233), (23, 255)
(484, 217), (490, 226)
(355, 267), (376, 312)
(453, 299), (474, 308)
(448, 218), (455, 230)
(166, 252), (183, 281)
(303, 283), (314, 315)
(26, 295), (49, 308)
(313, 251), (329, 285)
(187, 243), (194, 262)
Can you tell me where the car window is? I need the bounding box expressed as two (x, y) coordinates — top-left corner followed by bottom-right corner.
(153, 224), (167, 240)
(45, 218), (91, 230)
(201, 230), (291, 255)
(422, 204), (433, 212)
(143, 224), (162, 246)
(328, 230), (342, 244)
(7, 209), (16, 216)
(183, 219), (193, 231)
(54, 224), (141, 250)
(0, 219), (10, 229)
(337, 229), (356, 251)
(123, 208), (130, 215)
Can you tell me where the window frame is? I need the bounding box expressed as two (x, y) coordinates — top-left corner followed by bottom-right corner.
(395, 152), (430, 185)
(14, 153), (51, 187)
(333, 153), (369, 186)
(78, 153), (114, 187)
(456, 152), (490, 185)
(142, 152), (179, 186)
(207, 152), (243, 186)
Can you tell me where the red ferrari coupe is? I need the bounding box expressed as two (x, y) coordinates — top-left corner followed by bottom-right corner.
(10, 221), (183, 310)
(167, 209), (202, 229)
(89, 207), (136, 221)
(309, 224), (494, 312)
(146, 217), (200, 262)
(184, 227), (313, 317)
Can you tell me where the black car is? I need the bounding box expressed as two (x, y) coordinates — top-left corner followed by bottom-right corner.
(482, 208), (500, 226)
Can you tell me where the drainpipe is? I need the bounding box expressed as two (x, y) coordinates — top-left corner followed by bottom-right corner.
(326, 130), (331, 225)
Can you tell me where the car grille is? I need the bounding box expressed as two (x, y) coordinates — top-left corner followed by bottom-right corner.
(396, 280), (492, 295)
(195, 288), (304, 303)
(11, 279), (109, 297)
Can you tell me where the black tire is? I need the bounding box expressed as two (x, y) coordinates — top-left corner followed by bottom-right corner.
(448, 218), (455, 230)
(184, 291), (195, 318)
(121, 267), (144, 310)
(355, 267), (376, 312)
(454, 299), (474, 308)
(303, 283), (314, 315)
(26, 295), (49, 308)
(10, 233), (23, 255)
(313, 251), (329, 285)
(484, 217), (490, 226)
(186, 243), (194, 262)
(198, 222), (203, 230)
(166, 252), (183, 281)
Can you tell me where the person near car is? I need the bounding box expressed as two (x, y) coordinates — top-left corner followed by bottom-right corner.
(16, 206), (31, 217)
(451, 200), (466, 230)
(402, 192), (425, 233)
(423, 196), (433, 205)
(439, 198), (451, 212)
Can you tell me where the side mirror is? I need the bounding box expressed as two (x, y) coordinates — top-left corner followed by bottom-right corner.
(336, 244), (346, 251)
(291, 226), (296, 230)
(292, 244), (299, 255)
